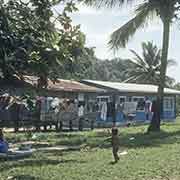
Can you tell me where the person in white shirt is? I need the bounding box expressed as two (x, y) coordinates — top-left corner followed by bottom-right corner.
(78, 104), (84, 131)
(145, 97), (152, 121)
(100, 101), (107, 121)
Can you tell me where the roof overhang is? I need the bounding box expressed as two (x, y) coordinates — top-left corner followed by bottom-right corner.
(81, 80), (180, 96)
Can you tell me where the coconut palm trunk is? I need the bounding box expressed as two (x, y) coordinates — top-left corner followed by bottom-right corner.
(148, 16), (171, 132)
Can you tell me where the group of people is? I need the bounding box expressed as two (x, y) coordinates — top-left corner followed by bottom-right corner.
(55, 99), (85, 117)
(29, 97), (86, 130)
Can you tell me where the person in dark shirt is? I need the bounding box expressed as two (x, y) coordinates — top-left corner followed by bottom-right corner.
(112, 127), (120, 163)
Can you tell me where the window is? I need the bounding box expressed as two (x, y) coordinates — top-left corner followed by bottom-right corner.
(96, 96), (110, 112)
(119, 96), (126, 104)
(163, 97), (174, 111)
(126, 97), (132, 102)
(96, 96), (110, 103)
(132, 96), (145, 111)
(116, 96), (126, 111)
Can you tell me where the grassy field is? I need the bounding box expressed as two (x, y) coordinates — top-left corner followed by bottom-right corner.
(1, 120), (180, 180)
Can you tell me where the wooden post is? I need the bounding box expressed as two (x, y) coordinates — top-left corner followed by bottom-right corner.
(174, 96), (177, 119)
(35, 124), (40, 131)
(59, 121), (63, 131)
(90, 120), (94, 130)
(69, 120), (73, 131)
(43, 125), (47, 131)
(78, 117), (83, 131)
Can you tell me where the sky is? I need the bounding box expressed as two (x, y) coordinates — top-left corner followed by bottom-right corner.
(54, 2), (180, 83)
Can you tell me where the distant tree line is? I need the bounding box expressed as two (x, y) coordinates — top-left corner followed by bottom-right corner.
(64, 42), (177, 89)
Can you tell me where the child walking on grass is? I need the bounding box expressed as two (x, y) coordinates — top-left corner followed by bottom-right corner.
(101, 127), (120, 163)
(111, 127), (120, 163)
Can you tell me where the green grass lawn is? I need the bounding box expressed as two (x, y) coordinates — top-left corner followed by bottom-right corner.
(1, 120), (180, 180)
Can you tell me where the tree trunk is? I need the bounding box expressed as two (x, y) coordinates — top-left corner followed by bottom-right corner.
(78, 117), (83, 131)
(148, 18), (170, 132)
(0, 49), (14, 81)
(69, 120), (73, 131)
(112, 93), (116, 127)
(59, 121), (63, 131)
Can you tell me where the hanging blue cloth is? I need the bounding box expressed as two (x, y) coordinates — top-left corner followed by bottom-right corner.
(0, 140), (8, 153)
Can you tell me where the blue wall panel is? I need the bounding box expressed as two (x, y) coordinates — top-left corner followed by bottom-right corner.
(96, 111), (175, 123)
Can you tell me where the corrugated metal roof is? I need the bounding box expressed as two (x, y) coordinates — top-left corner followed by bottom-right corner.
(47, 79), (105, 93)
(82, 80), (180, 95)
(24, 76), (106, 93)
(0, 78), (36, 96)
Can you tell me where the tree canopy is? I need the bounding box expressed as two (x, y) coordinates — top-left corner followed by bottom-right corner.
(0, 0), (85, 87)
(0, 0), (178, 90)
(124, 41), (176, 87)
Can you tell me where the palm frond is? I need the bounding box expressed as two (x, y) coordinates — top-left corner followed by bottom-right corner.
(130, 49), (148, 68)
(141, 42), (161, 68)
(124, 41), (176, 86)
(152, 48), (161, 68)
(165, 75), (176, 87)
(109, 2), (155, 49)
(82, 0), (135, 8)
(122, 74), (143, 83)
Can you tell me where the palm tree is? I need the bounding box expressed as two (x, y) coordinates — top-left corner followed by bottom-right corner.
(83, 0), (180, 131)
(124, 41), (176, 87)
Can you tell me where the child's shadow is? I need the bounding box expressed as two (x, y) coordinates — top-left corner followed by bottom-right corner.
(109, 161), (118, 165)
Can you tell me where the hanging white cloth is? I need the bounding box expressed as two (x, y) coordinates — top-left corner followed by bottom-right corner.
(51, 98), (60, 109)
(78, 105), (84, 117)
(145, 100), (152, 112)
(100, 102), (107, 121)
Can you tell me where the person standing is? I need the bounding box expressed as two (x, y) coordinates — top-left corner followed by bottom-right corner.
(111, 127), (120, 163)
(78, 104), (84, 131)
(145, 97), (152, 121)
(100, 101), (107, 121)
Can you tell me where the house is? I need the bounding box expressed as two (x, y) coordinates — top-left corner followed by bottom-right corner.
(23, 76), (106, 100)
(81, 80), (180, 124)
(1, 77), (180, 129)
(0, 77), (106, 129)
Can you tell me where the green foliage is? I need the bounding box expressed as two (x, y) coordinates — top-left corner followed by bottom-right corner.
(60, 52), (130, 82)
(0, 0), (85, 87)
(27, 0), (86, 87)
(62, 43), (176, 85)
(124, 41), (176, 86)
(0, 0), (30, 80)
(88, 58), (129, 81)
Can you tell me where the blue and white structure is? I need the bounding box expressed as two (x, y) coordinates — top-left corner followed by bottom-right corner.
(82, 80), (180, 124)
